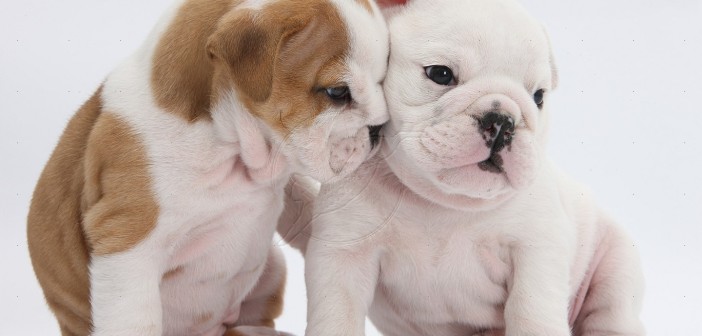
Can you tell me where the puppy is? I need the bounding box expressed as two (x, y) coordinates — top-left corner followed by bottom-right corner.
(297, 0), (645, 335)
(27, 0), (388, 335)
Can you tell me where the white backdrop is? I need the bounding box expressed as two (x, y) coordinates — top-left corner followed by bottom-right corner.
(1, 0), (700, 335)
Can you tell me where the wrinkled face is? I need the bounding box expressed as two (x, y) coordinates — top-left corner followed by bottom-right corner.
(382, 0), (558, 210)
(209, 0), (389, 183)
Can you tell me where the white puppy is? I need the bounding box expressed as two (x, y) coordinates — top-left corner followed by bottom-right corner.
(27, 0), (388, 335)
(289, 0), (645, 335)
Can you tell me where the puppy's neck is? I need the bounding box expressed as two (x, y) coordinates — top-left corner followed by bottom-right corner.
(211, 92), (292, 186)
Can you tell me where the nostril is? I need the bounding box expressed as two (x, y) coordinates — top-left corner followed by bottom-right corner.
(476, 111), (515, 151)
(485, 124), (497, 137)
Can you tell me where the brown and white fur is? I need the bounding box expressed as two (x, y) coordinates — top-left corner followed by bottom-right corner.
(282, 0), (645, 335)
(26, 0), (389, 335)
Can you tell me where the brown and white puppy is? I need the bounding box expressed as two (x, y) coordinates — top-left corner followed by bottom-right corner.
(26, 0), (388, 335)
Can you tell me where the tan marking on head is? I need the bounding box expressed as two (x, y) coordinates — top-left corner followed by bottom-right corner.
(27, 88), (104, 335)
(208, 0), (351, 135)
(81, 112), (159, 256)
(162, 266), (185, 281)
(151, 0), (238, 122)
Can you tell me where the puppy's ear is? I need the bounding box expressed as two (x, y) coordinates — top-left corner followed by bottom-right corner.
(207, 6), (319, 103)
(542, 26), (559, 90)
(207, 9), (277, 102)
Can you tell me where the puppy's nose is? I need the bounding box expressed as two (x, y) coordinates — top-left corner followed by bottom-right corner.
(477, 111), (515, 152)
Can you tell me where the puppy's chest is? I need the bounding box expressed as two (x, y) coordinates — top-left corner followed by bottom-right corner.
(377, 219), (513, 325)
(155, 177), (283, 333)
(139, 120), (285, 312)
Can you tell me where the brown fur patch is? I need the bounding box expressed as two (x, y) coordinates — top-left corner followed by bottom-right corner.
(81, 112), (159, 256)
(153, 0), (352, 135)
(207, 0), (350, 135)
(27, 88), (103, 336)
(151, 0), (237, 122)
(28, 86), (161, 334)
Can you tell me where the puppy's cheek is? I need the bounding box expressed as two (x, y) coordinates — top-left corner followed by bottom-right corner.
(285, 128), (331, 179)
(417, 118), (488, 170)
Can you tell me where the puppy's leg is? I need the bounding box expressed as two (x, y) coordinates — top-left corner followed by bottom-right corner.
(504, 244), (572, 336)
(90, 250), (164, 336)
(229, 247), (292, 335)
(305, 241), (380, 336)
(572, 223), (645, 336)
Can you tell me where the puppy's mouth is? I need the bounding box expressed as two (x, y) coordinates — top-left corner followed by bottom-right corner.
(478, 153), (504, 173)
(368, 124), (383, 149)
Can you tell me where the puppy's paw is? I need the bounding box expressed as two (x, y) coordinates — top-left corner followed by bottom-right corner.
(225, 326), (296, 336)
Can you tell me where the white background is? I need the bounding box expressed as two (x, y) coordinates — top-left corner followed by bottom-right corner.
(1, 0), (700, 335)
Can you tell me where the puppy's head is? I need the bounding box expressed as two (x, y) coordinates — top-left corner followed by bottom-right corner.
(207, 0), (389, 183)
(382, 0), (558, 210)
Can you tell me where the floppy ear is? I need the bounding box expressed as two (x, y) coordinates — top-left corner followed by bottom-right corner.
(207, 8), (302, 103)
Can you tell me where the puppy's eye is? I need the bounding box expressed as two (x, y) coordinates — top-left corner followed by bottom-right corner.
(325, 86), (351, 104)
(533, 89), (545, 108)
(424, 65), (455, 86)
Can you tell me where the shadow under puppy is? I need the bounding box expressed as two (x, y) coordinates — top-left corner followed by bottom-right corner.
(27, 0), (389, 335)
(285, 0), (645, 335)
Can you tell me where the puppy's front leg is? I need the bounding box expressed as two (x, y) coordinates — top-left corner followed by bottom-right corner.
(305, 242), (380, 336)
(233, 247), (287, 332)
(89, 249), (164, 336)
(504, 245), (571, 336)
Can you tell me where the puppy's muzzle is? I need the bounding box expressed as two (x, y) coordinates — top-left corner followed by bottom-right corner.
(368, 124), (383, 149)
(476, 111), (515, 173)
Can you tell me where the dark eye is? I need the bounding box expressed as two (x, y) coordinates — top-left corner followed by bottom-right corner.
(533, 89), (545, 108)
(325, 86), (351, 104)
(424, 65), (455, 86)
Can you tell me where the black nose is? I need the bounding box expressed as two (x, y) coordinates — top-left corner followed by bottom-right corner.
(368, 124), (383, 148)
(477, 111), (515, 153)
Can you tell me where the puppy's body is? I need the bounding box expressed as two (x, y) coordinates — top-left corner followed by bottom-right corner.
(304, 157), (641, 336)
(296, 0), (644, 335)
(27, 0), (389, 335)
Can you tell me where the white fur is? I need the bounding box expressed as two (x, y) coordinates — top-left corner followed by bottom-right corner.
(298, 0), (645, 335)
(86, 0), (388, 335)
